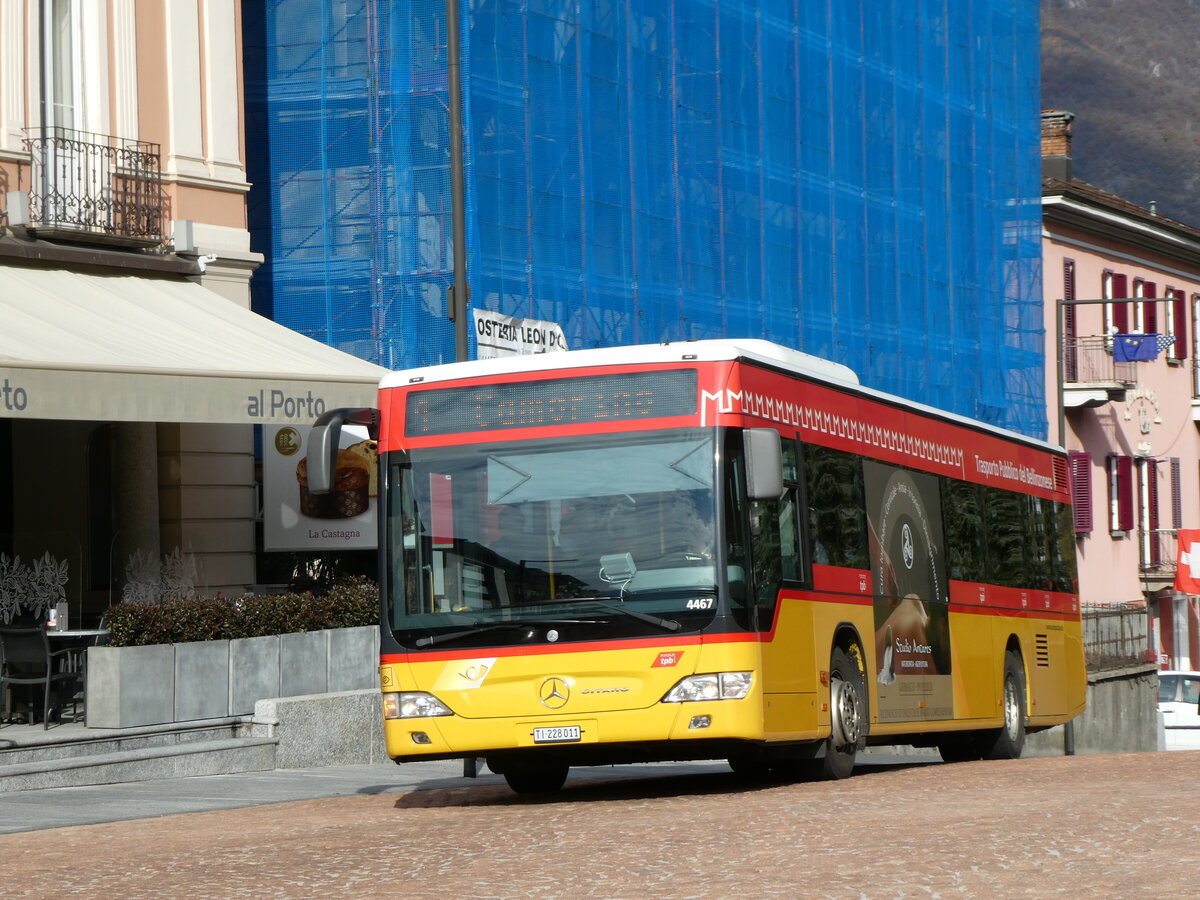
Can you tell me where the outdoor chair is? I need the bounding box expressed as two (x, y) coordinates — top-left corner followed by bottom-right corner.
(0, 624), (81, 729)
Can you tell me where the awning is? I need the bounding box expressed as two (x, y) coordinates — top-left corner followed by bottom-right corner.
(0, 266), (388, 425)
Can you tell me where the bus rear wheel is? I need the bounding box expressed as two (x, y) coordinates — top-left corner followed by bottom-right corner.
(938, 650), (1026, 763)
(982, 650), (1027, 760)
(821, 645), (866, 780)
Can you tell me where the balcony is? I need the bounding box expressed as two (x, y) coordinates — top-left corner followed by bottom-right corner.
(1140, 528), (1178, 590)
(19, 127), (166, 249)
(1061, 336), (1136, 408)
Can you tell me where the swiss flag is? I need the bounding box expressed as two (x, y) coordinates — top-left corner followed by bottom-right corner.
(1175, 530), (1200, 594)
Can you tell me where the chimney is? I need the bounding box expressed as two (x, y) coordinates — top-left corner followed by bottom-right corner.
(1041, 110), (1075, 182)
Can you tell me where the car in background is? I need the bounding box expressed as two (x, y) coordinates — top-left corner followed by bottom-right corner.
(1158, 671), (1200, 750)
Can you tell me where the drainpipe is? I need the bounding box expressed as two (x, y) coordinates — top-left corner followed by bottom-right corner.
(39, 0), (51, 213)
(446, 0), (469, 361)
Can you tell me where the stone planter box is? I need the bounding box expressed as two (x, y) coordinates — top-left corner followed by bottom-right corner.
(86, 625), (379, 729)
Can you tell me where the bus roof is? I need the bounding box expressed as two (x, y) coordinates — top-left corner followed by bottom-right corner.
(381, 339), (1060, 454)
(381, 339), (860, 389)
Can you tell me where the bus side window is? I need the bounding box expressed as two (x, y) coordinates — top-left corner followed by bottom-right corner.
(728, 432), (805, 630)
(983, 485), (1029, 588)
(941, 479), (985, 583)
(748, 438), (804, 628)
(749, 496), (782, 624)
(390, 461), (424, 621)
(778, 439), (804, 583)
(805, 445), (868, 570)
(724, 432), (753, 630)
(1052, 500), (1078, 593)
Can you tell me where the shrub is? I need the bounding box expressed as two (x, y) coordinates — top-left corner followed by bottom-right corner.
(104, 576), (379, 647)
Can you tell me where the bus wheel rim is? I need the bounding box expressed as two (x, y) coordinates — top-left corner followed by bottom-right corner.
(1003, 676), (1020, 740)
(831, 677), (861, 747)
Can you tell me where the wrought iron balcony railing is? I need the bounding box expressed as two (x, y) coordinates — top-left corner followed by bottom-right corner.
(1140, 528), (1178, 578)
(1062, 335), (1137, 386)
(21, 126), (166, 248)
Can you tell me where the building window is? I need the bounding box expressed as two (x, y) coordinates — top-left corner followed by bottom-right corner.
(46, 0), (83, 129)
(1166, 289), (1188, 363)
(1139, 457), (1160, 566)
(1104, 270), (1130, 337)
(1132, 278), (1157, 334)
(1108, 454), (1134, 535)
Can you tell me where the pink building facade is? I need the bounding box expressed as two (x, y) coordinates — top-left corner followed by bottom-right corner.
(1043, 111), (1200, 671)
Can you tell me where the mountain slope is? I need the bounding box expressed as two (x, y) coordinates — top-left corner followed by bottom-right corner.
(1042, 0), (1200, 225)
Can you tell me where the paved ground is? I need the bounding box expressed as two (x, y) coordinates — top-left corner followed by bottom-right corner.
(2, 750), (1198, 898)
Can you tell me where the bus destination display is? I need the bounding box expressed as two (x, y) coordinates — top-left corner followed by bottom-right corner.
(405, 370), (698, 436)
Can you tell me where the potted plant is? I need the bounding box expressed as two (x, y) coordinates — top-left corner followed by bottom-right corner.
(86, 575), (379, 728)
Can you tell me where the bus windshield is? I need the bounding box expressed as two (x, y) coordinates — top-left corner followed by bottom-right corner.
(386, 428), (721, 646)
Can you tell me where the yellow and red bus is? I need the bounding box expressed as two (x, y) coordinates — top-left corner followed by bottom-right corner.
(308, 339), (1084, 793)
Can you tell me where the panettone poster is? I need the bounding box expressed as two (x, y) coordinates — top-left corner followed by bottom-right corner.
(263, 425), (378, 551)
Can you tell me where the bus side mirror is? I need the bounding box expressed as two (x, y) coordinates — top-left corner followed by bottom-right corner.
(744, 427), (783, 500)
(306, 407), (380, 495)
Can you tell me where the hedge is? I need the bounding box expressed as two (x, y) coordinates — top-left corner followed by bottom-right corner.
(104, 576), (379, 647)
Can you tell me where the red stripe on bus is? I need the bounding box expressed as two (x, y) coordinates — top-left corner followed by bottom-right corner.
(380, 634), (721, 664)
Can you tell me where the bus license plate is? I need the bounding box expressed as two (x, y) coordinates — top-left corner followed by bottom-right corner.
(533, 725), (581, 744)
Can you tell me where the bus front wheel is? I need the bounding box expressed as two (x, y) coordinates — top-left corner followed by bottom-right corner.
(500, 763), (569, 795)
(822, 645), (866, 780)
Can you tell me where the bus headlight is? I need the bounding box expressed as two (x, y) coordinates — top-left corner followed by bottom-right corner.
(383, 691), (454, 719)
(661, 672), (753, 703)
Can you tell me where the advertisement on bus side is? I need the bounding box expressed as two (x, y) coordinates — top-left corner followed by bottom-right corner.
(865, 461), (954, 723)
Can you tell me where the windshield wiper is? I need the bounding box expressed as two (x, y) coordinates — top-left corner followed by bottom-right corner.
(579, 601), (682, 633)
(413, 618), (588, 648)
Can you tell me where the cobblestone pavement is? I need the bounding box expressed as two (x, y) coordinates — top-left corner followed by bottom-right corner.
(3, 751), (1199, 899)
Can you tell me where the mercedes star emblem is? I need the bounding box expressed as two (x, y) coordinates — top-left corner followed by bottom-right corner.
(539, 677), (570, 709)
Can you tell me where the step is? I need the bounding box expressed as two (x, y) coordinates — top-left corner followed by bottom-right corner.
(0, 718), (250, 767)
(0, 735), (279, 792)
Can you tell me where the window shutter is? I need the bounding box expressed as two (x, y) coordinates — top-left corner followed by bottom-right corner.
(1146, 458), (1160, 565)
(1147, 458), (1159, 531)
(1172, 290), (1188, 360)
(1064, 261), (1078, 381)
(1069, 451), (1092, 534)
(1112, 273), (1129, 332)
(1172, 457), (1183, 529)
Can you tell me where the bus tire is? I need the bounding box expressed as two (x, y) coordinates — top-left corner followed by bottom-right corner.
(937, 735), (983, 763)
(982, 649), (1027, 760)
(502, 763), (569, 795)
(822, 644), (866, 780)
(727, 755), (762, 777)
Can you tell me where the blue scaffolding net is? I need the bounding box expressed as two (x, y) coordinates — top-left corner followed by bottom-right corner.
(244, 0), (1045, 438)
